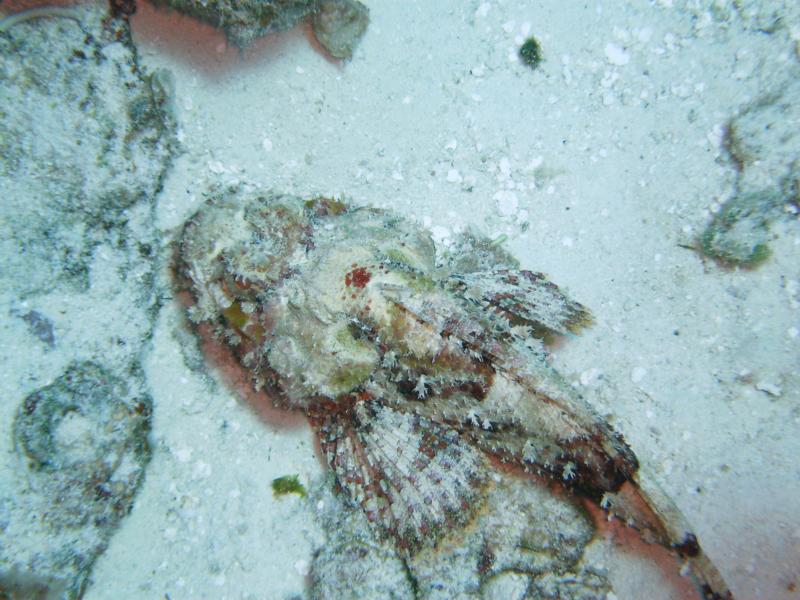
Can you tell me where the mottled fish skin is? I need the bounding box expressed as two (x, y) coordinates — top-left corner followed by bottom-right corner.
(174, 188), (733, 599)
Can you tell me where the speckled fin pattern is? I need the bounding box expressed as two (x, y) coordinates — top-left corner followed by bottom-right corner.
(446, 269), (594, 336)
(313, 401), (487, 554)
(380, 280), (638, 495)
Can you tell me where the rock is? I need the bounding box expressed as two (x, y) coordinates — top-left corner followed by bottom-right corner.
(311, 0), (369, 59)
(0, 5), (178, 296)
(309, 479), (416, 600)
(309, 474), (610, 600)
(0, 6), (174, 597)
(700, 190), (783, 267)
(699, 74), (800, 267)
(2, 362), (152, 598)
(153, 0), (369, 57)
(726, 75), (800, 194)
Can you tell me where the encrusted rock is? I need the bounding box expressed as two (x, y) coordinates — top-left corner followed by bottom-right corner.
(309, 474), (610, 599)
(0, 5), (177, 295)
(311, 0), (370, 59)
(153, 0), (369, 57)
(2, 362), (152, 598)
(700, 74), (800, 267)
(0, 6), (172, 598)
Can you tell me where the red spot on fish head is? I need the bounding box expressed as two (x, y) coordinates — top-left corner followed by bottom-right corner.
(345, 266), (372, 289)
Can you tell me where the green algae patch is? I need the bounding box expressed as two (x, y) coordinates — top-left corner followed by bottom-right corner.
(699, 190), (783, 268)
(272, 474), (307, 498)
(519, 36), (543, 70)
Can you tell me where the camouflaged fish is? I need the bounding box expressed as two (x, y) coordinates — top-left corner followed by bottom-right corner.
(173, 187), (734, 600)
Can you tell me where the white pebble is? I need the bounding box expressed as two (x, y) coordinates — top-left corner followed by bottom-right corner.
(561, 237), (574, 248)
(174, 447), (192, 463)
(207, 160), (226, 174)
(192, 460), (212, 479)
(630, 366), (647, 383)
(430, 225), (451, 244)
(261, 138), (273, 152)
(605, 43), (630, 66)
(446, 168), (462, 183)
(579, 368), (603, 387)
(475, 2), (491, 18)
(294, 560), (310, 576)
(493, 190), (519, 216)
(755, 381), (782, 397)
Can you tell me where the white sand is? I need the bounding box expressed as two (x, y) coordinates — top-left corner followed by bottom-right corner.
(83, 1), (798, 598)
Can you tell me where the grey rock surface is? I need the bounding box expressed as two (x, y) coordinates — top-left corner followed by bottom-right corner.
(311, 0), (370, 59)
(0, 4), (177, 296)
(0, 5), (176, 598)
(309, 474), (610, 600)
(3, 362), (152, 599)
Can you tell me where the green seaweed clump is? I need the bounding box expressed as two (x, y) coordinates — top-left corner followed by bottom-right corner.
(272, 474), (307, 498)
(699, 190), (783, 267)
(519, 36), (543, 70)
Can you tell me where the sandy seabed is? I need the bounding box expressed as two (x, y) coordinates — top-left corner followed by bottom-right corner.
(1, 1), (798, 599)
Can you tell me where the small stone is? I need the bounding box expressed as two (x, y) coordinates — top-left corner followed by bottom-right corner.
(494, 190), (519, 216)
(294, 559), (310, 576)
(475, 2), (491, 18)
(630, 366), (648, 383)
(605, 43), (631, 66)
(579, 368), (603, 387)
(311, 0), (370, 59)
(755, 381), (782, 397)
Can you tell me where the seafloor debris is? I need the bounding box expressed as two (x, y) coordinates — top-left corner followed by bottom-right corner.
(699, 75), (799, 267)
(10, 308), (57, 349)
(519, 36), (543, 70)
(272, 474), (308, 497)
(153, 0), (369, 58)
(174, 187), (734, 598)
(1, 362), (152, 599)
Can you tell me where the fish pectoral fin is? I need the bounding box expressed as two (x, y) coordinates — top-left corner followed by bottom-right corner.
(312, 401), (488, 555)
(447, 269), (593, 338)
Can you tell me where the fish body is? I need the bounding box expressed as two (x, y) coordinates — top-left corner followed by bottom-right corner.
(174, 188), (733, 599)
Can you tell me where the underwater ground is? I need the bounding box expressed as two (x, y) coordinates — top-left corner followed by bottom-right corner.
(1, 1), (798, 598)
